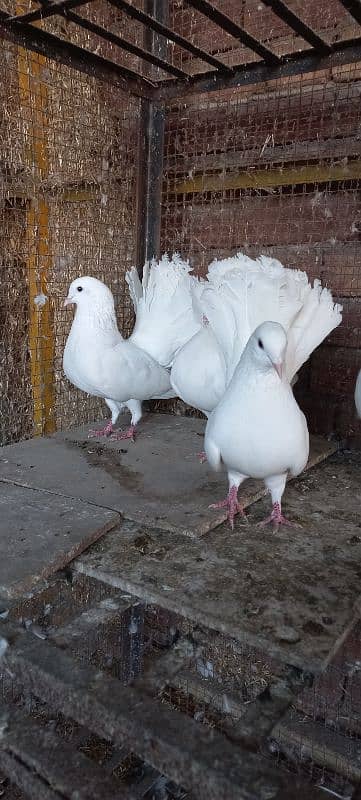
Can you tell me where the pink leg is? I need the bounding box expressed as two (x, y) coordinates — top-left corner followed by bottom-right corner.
(209, 485), (246, 529)
(196, 451), (207, 464)
(257, 502), (301, 529)
(110, 424), (137, 442)
(88, 420), (113, 439)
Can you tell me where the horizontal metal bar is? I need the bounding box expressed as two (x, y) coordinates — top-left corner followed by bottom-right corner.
(1, 624), (325, 800)
(0, 9), (154, 100)
(338, 0), (361, 25)
(261, 0), (332, 52)
(184, 0), (280, 64)
(106, 0), (232, 72)
(10, 0), (91, 24)
(155, 36), (361, 101)
(60, 7), (188, 79)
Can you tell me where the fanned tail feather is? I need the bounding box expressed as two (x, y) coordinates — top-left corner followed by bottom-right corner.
(285, 281), (342, 381)
(126, 253), (202, 367)
(126, 266), (143, 312)
(198, 253), (309, 383)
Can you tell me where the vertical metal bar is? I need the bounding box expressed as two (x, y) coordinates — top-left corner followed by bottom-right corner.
(135, 0), (166, 272)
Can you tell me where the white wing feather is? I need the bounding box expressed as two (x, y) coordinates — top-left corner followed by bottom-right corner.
(126, 253), (202, 368)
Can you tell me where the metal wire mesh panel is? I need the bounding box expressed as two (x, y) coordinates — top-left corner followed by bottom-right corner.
(161, 62), (361, 438)
(0, 5), (140, 445)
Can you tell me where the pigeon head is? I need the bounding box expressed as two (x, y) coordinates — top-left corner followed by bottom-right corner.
(64, 276), (115, 313)
(249, 321), (287, 380)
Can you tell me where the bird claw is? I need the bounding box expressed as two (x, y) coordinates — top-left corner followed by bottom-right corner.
(88, 421), (113, 439)
(110, 425), (136, 442)
(197, 451), (207, 464)
(209, 487), (246, 529)
(257, 503), (301, 529)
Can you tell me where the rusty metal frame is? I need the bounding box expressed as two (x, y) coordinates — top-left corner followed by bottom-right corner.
(135, 0), (167, 271)
(0, 0), (360, 102)
(339, 0), (361, 25)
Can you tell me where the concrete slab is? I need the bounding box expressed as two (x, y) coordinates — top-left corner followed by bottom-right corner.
(74, 451), (361, 674)
(0, 483), (119, 598)
(0, 413), (337, 536)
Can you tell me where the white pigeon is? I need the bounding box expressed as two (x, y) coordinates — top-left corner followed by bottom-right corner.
(204, 270), (342, 528)
(356, 370), (361, 419)
(204, 321), (310, 529)
(63, 255), (201, 440)
(171, 253), (342, 423)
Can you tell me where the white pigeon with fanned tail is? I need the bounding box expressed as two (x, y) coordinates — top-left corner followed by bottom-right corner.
(63, 254), (201, 441)
(171, 253), (341, 418)
(197, 254), (343, 527)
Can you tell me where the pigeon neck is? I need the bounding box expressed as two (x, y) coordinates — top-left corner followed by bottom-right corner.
(74, 303), (119, 334)
(236, 347), (280, 385)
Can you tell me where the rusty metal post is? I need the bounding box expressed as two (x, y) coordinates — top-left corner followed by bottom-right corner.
(135, 0), (166, 273)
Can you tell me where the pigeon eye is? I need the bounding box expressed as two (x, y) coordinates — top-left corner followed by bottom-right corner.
(258, 339), (264, 349)
(77, 286), (83, 292)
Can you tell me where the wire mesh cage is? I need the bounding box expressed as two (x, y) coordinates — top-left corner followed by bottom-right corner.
(0, 2), (360, 798)
(1, 0), (360, 446)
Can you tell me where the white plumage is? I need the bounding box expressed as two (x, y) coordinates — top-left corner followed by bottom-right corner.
(63, 255), (201, 440)
(356, 370), (361, 419)
(196, 253), (343, 528)
(171, 253), (342, 419)
(205, 322), (310, 528)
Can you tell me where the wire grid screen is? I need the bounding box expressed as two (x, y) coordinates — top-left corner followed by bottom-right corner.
(144, 608), (361, 798)
(161, 61), (361, 439)
(0, 6), (140, 446)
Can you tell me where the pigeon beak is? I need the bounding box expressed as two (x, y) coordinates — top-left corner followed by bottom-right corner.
(63, 296), (73, 307)
(273, 362), (283, 380)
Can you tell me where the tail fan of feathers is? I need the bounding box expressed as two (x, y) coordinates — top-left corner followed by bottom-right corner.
(126, 253), (202, 368)
(196, 253), (308, 382)
(195, 252), (342, 384)
(285, 282), (342, 381)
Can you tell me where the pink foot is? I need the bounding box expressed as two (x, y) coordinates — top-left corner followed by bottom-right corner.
(209, 486), (245, 529)
(257, 502), (301, 529)
(88, 420), (113, 439)
(197, 451), (207, 464)
(110, 425), (136, 442)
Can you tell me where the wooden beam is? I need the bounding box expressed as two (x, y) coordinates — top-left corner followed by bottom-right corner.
(16, 12), (55, 436)
(173, 159), (361, 195)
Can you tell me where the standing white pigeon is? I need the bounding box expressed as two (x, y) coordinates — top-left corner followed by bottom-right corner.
(63, 255), (201, 440)
(171, 254), (342, 423)
(204, 321), (310, 528)
(205, 284), (342, 528)
(356, 370), (361, 419)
